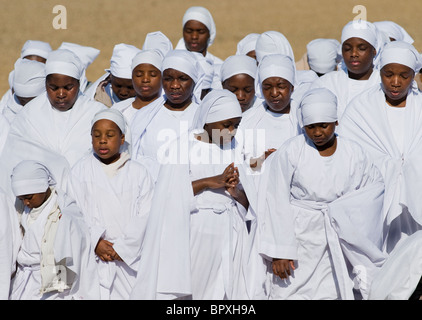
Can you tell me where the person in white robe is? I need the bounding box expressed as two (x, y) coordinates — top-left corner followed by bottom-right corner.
(84, 43), (140, 107)
(2, 58), (46, 124)
(236, 33), (260, 61)
(130, 89), (258, 300)
(338, 41), (422, 254)
(9, 160), (100, 300)
(175, 6), (223, 88)
(66, 109), (154, 300)
(0, 49), (106, 200)
(311, 20), (381, 119)
(255, 87), (385, 300)
(0, 111), (10, 156)
(220, 54), (261, 114)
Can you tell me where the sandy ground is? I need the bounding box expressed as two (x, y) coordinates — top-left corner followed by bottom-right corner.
(0, 0), (421, 94)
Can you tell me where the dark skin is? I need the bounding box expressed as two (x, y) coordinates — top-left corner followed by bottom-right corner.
(222, 73), (256, 113)
(131, 63), (162, 110)
(341, 37), (376, 81)
(381, 63), (415, 108)
(18, 187), (52, 210)
(162, 68), (195, 111)
(46, 74), (80, 111)
(183, 20), (210, 57)
(110, 74), (135, 101)
(16, 95), (35, 106)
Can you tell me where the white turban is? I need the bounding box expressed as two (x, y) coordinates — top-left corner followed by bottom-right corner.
(255, 31), (295, 64)
(195, 53), (215, 89)
(300, 88), (338, 127)
(45, 49), (84, 80)
(142, 31), (173, 58)
(91, 108), (127, 134)
(107, 43), (141, 79)
(379, 41), (422, 73)
(11, 160), (56, 197)
(220, 55), (257, 82)
(182, 6), (216, 46)
(307, 39), (341, 74)
(374, 21), (414, 44)
(162, 49), (205, 103)
(20, 40), (52, 60)
(341, 20), (378, 50)
(192, 89), (242, 133)
(13, 58), (46, 98)
(131, 49), (164, 71)
(58, 42), (100, 69)
(236, 33), (260, 56)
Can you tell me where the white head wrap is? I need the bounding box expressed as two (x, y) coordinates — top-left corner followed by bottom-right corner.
(194, 53), (215, 89)
(91, 108), (127, 134)
(20, 40), (52, 60)
(162, 49), (205, 103)
(374, 21), (414, 44)
(45, 49), (84, 80)
(142, 31), (173, 58)
(256, 54), (295, 99)
(307, 39), (341, 74)
(220, 55), (257, 82)
(107, 43), (141, 79)
(13, 58), (46, 98)
(58, 42), (100, 69)
(300, 88), (338, 127)
(192, 89), (242, 133)
(236, 33), (260, 56)
(341, 20), (378, 49)
(182, 6), (216, 46)
(255, 31), (295, 64)
(11, 160), (56, 197)
(131, 49), (164, 72)
(379, 41), (422, 73)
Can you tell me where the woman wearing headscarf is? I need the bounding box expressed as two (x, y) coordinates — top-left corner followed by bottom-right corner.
(374, 21), (414, 44)
(66, 109), (154, 300)
(255, 87), (385, 300)
(311, 20), (382, 119)
(338, 41), (422, 255)
(130, 89), (258, 300)
(0, 49), (106, 200)
(236, 33), (260, 61)
(9, 160), (99, 300)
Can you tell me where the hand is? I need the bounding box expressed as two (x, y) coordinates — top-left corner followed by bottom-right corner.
(210, 163), (238, 190)
(95, 239), (116, 262)
(264, 148), (277, 159)
(272, 258), (295, 280)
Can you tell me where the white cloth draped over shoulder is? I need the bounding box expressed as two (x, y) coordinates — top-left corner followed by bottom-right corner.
(253, 135), (386, 300)
(338, 83), (422, 253)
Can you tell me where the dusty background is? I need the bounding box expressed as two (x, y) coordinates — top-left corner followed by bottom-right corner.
(0, 0), (421, 94)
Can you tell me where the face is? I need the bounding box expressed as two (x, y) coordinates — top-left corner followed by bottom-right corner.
(204, 117), (241, 146)
(18, 188), (50, 209)
(183, 20), (210, 55)
(46, 74), (80, 111)
(261, 77), (294, 113)
(110, 75), (135, 101)
(91, 119), (125, 165)
(16, 95), (35, 106)
(132, 63), (162, 101)
(162, 68), (195, 109)
(23, 55), (47, 64)
(381, 63), (415, 107)
(304, 122), (337, 148)
(222, 74), (256, 112)
(341, 37), (376, 79)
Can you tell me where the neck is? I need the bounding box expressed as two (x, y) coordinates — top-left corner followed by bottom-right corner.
(348, 67), (373, 81)
(385, 95), (407, 108)
(133, 95), (158, 110)
(164, 98), (192, 111)
(315, 135), (337, 157)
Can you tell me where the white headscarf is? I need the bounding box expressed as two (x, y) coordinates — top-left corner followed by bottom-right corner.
(300, 87), (338, 127)
(236, 33), (260, 56)
(162, 49), (205, 104)
(374, 21), (414, 44)
(194, 53), (215, 89)
(13, 58), (46, 98)
(107, 43), (141, 79)
(142, 31), (173, 58)
(255, 31), (295, 64)
(379, 41), (422, 73)
(91, 108), (127, 135)
(11, 160), (56, 197)
(45, 49), (84, 80)
(256, 54), (295, 99)
(220, 55), (257, 82)
(131, 49), (164, 72)
(58, 42), (100, 70)
(182, 6), (216, 46)
(192, 89), (242, 133)
(20, 40), (52, 60)
(306, 39), (341, 74)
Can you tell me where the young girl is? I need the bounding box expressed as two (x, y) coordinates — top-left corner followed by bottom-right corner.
(9, 160), (99, 300)
(338, 41), (422, 254)
(257, 87), (386, 300)
(66, 108), (154, 300)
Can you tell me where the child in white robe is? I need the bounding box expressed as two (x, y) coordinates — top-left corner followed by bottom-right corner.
(9, 160), (100, 300)
(257, 88), (385, 300)
(66, 108), (154, 300)
(338, 41), (422, 254)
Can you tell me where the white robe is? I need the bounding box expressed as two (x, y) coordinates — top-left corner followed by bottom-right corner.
(0, 113), (9, 156)
(10, 188), (100, 300)
(255, 134), (386, 300)
(338, 83), (422, 254)
(66, 152), (154, 300)
(311, 68), (381, 119)
(2, 94), (23, 124)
